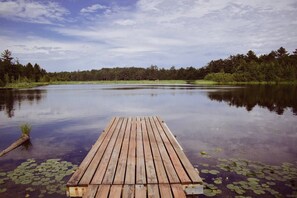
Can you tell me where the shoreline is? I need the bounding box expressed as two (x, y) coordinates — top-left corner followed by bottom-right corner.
(1, 80), (296, 89)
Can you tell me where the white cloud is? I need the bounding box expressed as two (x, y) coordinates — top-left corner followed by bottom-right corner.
(1, 0), (297, 71)
(50, 0), (296, 68)
(114, 19), (136, 26)
(0, 0), (68, 24)
(80, 4), (107, 14)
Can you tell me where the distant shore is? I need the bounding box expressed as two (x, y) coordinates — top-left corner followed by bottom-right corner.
(2, 80), (296, 89)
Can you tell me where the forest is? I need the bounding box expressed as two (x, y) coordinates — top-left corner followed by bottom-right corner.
(0, 47), (297, 87)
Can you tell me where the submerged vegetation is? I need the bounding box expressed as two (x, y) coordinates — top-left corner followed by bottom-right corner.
(0, 159), (77, 197)
(197, 149), (297, 197)
(1, 47), (297, 88)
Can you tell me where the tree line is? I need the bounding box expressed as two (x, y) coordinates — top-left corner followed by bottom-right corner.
(203, 47), (297, 82)
(1, 47), (297, 86)
(0, 50), (47, 86)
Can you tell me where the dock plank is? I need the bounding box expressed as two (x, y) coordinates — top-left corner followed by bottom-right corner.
(125, 118), (137, 184)
(113, 118), (132, 184)
(109, 185), (122, 198)
(171, 184), (186, 198)
(147, 184), (160, 198)
(156, 116), (203, 184)
(67, 118), (116, 186)
(135, 184), (146, 198)
(102, 118), (127, 184)
(79, 118), (120, 185)
(67, 116), (203, 198)
(159, 184), (173, 198)
(149, 117), (179, 183)
(83, 185), (98, 198)
(153, 116), (191, 183)
(122, 185), (134, 198)
(142, 119), (157, 183)
(91, 118), (124, 184)
(136, 117), (146, 184)
(145, 117), (168, 184)
(94, 185), (110, 198)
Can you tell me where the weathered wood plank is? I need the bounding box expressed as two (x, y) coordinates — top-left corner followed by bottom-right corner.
(68, 117), (116, 186)
(95, 185), (110, 198)
(156, 116), (203, 184)
(91, 118), (124, 184)
(145, 117), (168, 184)
(109, 185), (122, 198)
(147, 184), (160, 198)
(135, 184), (146, 198)
(149, 117), (179, 183)
(125, 118), (137, 184)
(102, 118), (127, 184)
(82, 185), (98, 198)
(136, 117), (146, 184)
(122, 185), (134, 198)
(114, 118), (132, 184)
(141, 118), (157, 183)
(171, 184), (186, 198)
(153, 116), (191, 183)
(68, 116), (203, 197)
(159, 184), (173, 198)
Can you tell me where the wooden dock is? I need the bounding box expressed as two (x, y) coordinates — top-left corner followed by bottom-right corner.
(67, 116), (203, 197)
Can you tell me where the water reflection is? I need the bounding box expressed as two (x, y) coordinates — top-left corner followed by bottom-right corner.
(21, 139), (32, 151)
(0, 89), (46, 117)
(207, 85), (297, 115)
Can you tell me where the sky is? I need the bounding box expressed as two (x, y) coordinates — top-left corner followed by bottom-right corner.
(0, 0), (296, 72)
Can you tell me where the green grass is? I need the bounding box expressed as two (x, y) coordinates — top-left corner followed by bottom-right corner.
(216, 81), (297, 85)
(50, 80), (219, 85)
(20, 123), (31, 137)
(3, 80), (296, 89)
(49, 80), (190, 85)
(4, 82), (49, 89)
(192, 80), (217, 85)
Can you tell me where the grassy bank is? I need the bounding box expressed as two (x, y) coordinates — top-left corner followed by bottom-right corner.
(3, 82), (50, 89)
(2, 80), (296, 89)
(50, 80), (189, 85)
(50, 80), (218, 85)
(215, 81), (297, 85)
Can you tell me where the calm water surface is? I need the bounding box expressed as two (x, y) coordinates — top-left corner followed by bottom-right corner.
(0, 84), (296, 197)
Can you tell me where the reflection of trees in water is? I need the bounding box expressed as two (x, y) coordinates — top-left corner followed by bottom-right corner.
(208, 85), (297, 115)
(0, 89), (45, 117)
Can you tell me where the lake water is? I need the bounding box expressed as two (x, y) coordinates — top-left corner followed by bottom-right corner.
(0, 84), (296, 197)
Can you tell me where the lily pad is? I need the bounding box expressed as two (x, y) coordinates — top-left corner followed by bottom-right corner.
(201, 169), (209, 173)
(0, 188), (7, 193)
(213, 177), (222, 184)
(209, 170), (220, 175)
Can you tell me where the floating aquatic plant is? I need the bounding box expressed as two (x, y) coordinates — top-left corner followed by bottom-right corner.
(213, 177), (222, 184)
(199, 156), (297, 197)
(203, 182), (222, 197)
(0, 188), (7, 193)
(0, 158), (77, 197)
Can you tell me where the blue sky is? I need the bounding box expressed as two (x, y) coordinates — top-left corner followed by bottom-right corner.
(0, 0), (296, 72)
